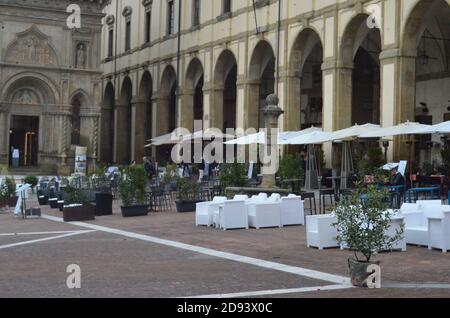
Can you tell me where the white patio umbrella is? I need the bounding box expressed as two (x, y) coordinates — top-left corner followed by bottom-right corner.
(144, 132), (184, 147)
(283, 131), (334, 145)
(224, 127), (323, 145)
(181, 129), (235, 142)
(359, 121), (432, 138)
(328, 123), (382, 141)
(414, 120), (450, 134)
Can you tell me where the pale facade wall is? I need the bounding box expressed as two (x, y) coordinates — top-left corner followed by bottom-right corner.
(101, 0), (450, 166)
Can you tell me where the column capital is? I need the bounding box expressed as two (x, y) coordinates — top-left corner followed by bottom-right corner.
(379, 48), (417, 61)
(321, 59), (353, 71)
(178, 88), (195, 96)
(203, 82), (224, 92)
(131, 97), (147, 104)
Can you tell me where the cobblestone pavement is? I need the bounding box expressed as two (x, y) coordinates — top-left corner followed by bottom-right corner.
(0, 199), (449, 298)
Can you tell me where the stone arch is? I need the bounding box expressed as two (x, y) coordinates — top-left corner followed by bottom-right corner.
(100, 82), (115, 164)
(69, 91), (87, 146)
(248, 40), (276, 129)
(160, 65), (177, 132)
(288, 28), (324, 131)
(184, 58), (204, 128)
(402, 0), (450, 164)
(340, 13), (382, 125)
(214, 49), (238, 130)
(116, 77), (133, 164)
(3, 73), (58, 105)
(137, 71), (153, 158)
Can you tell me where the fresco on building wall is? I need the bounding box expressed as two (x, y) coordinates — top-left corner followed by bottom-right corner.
(12, 88), (41, 105)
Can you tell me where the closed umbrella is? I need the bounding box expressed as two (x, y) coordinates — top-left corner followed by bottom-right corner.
(340, 141), (354, 189)
(304, 144), (319, 190)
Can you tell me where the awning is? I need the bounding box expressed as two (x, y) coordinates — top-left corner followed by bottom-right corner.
(283, 131), (334, 145)
(224, 127), (323, 145)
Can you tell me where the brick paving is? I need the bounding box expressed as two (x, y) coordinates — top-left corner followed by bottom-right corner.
(0, 198), (449, 298)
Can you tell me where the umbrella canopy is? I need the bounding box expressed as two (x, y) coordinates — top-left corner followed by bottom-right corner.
(224, 127), (323, 145)
(284, 131), (334, 145)
(144, 132), (184, 147)
(415, 120), (450, 134)
(340, 141), (354, 189)
(181, 129), (235, 142)
(359, 121), (432, 138)
(328, 123), (382, 141)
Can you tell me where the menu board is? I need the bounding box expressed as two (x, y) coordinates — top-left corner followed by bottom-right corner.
(74, 146), (87, 176)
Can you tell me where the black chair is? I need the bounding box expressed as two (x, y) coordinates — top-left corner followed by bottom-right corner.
(319, 189), (335, 214)
(300, 192), (317, 215)
(340, 189), (355, 202)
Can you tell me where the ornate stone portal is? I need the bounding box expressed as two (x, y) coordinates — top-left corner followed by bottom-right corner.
(0, 1), (106, 175)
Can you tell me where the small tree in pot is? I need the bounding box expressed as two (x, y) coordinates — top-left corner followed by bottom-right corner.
(118, 165), (149, 217)
(23, 176), (39, 194)
(4, 177), (17, 207)
(175, 177), (202, 212)
(63, 186), (95, 222)
(332, 185), (404, 287)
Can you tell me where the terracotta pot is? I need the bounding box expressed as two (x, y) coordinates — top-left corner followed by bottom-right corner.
(348, 258), (380, 287)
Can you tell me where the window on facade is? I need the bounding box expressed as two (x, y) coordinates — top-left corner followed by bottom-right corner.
(145, 11), (151, 43)
(125, 21), (131, 51)
(193, 0), (200, 27)
(167, 0), (175, 35)
(108, 29), (114, 57)
(223, 0), (231, 14)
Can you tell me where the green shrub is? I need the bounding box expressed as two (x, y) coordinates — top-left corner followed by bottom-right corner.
(277, 154), (304, 189)
(333, 185), (404, 262)
(356, 146), (385, 177)
(24, 176), (39, 188)
(4, 177), (16, 198)
(64, 186), (90, 206)
(219, 163), (248, 190)
(176, 177), (200, 201)
(118, 164), (148, 206)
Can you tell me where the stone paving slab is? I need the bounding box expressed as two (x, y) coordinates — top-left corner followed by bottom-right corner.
(2, 199), (450, 298)
(0, 231), (330, 298)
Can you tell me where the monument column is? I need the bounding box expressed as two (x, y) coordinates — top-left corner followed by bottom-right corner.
(260, 94), (284, 189)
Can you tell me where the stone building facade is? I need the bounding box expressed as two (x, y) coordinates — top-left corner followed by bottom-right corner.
(99, 0), (450, 168)
(0, 0), (106, 174)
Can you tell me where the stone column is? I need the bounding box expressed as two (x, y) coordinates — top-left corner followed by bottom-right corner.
(131, 97), (148, 163)
(114, 102), (131, 164)
(241, 79), (260, 131)
(380, 49), (417, 162)
(203, 83), (224, 130)
(177, 88), (195, 132)
(151, 94), (170, 162)
(0, 111), (9, 165)
(260, 94), (284, 189)
(281, 71), (301, 132)
(321, 59), (353, 167)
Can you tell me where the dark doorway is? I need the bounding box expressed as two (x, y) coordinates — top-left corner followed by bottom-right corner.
(9, 116), (39, 167)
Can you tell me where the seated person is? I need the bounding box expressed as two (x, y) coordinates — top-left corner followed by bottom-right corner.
(389, 167), (405, 209)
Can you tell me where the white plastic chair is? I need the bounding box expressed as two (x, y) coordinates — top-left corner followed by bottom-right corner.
(195, 196), (227, 226)
(267, 193), (281, 202)
(417, 200), (442, 206)
(428, 210), (450, 253)
(280, 195), (304, 226)
(217, 200), (248, 230)
(306, 214), (339, 250)
(403, 211), (429, 246)
(247, 201), (281, 229)
(233, 194), (249, 201)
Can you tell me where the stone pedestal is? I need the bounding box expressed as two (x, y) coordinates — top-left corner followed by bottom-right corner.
(260, 94), (284, 188)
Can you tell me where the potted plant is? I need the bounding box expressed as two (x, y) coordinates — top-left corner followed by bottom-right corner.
(219, 163), (249, 191)
(175, 177), (203, 212)
(118, 165), (149, 217)
(277, 154), (304, 191)
(0, 183), (8, 208)
(4, 177), (18, 207)
(332, 185), (404, 287)
(23, 175), (39, 194)
(62, 186), (95, 222)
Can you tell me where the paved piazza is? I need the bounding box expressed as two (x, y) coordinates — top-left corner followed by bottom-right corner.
(0, 198), (449, 298)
